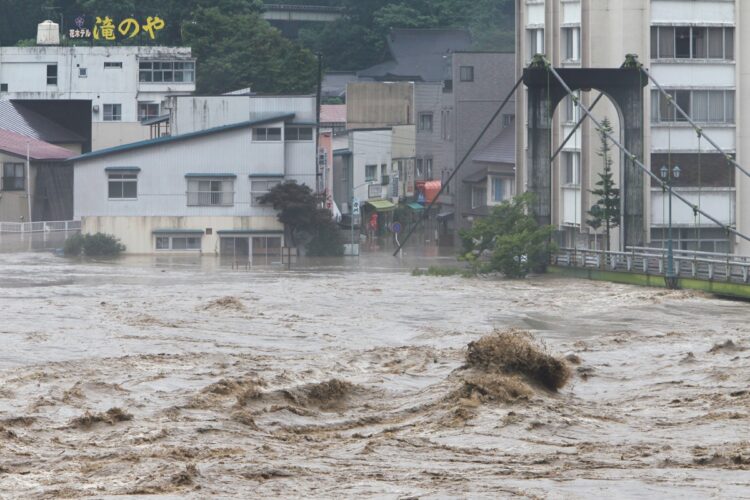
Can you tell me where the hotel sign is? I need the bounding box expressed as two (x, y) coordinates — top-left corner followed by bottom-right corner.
(68, 14), (165, 40)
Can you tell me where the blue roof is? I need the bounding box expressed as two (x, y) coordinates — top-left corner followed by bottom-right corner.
(69, 113), (296, 163)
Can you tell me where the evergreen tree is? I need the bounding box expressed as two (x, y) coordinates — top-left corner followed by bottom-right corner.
(586, 117), (621, 251)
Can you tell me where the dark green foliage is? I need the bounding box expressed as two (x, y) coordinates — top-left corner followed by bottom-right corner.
(460, 193), (555, 279)
(184, 7), (316, 94)
(64, 232), (125, 257)
(586, 117), (621, 251)
(305, 209), (344, 257)
(259, 181), (343, 256)
(63, 233), (85, 256)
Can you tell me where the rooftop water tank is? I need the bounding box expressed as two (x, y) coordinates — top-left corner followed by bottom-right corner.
(37, 20), (60, 45)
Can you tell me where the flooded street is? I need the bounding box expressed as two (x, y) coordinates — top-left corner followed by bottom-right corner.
(0, 251), (748, 498)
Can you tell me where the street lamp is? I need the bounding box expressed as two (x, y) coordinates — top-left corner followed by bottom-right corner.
(660, 164), (681, 289)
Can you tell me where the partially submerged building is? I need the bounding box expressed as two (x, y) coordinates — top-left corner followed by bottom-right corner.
(70, 96), (317, 258)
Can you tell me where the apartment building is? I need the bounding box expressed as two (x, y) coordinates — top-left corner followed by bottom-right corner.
(516, 0), (746, 254)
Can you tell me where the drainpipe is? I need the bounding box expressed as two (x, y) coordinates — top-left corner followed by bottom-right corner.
(26, 142), (32, 222)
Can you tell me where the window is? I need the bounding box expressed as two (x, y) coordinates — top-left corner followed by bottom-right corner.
(251, 178), (282, 206)
(459, 66), (474, 82)
(138, 102), (160, 121)
(651, 26), (734, 60)
(562, 152), (581, 186)
(187, 178), (234, 206)
(0, 83), (7, 92)
(418, 112), (433, 132)
(365, 164), (377, 182)
(104, 61), (122, 69)
(425, 158), (433, 180)
(139, 60), (195, 83)
(527, 28), (544, 60)
(253, 127), (282, 141)
(103, 104), (122, 121)
(491, 177), (506, 202)
(562, 26), (580, 62)
(651, 89), (734, 124)
(471, 185), (485, 209)
(155, 235), (201, 251)
(2, 163), (25, 191)
(285, 126), (313, 141)
(502, 114), (515, 128)
(416, 158), (424, 178)
(46, 64), (57, 85)
(108, 173), (137, 199)
(563, 93), (580, 123)
(78, 67), (87, 78)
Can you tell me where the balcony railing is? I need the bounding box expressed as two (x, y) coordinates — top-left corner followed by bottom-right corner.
(0, 220), (81, 233)
(186, 191), (234, 207)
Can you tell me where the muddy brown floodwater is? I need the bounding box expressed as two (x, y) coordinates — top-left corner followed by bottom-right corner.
(0, 252), (749, 499)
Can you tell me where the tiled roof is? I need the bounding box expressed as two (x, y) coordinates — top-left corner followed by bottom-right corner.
(358, 29), (472, 82)
(0, 128), (76, 160)
(472, 125), (516, 165)
(320, 104), (346, 124)
(69, 113), (296, 163)
(0, 101), (86, 144)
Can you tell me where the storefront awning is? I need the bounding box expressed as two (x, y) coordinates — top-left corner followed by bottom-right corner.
(366, 199), (396, 212)
(424, 180), (441, 203)
(407, 202), (424, 211)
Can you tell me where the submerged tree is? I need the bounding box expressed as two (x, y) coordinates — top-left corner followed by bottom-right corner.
(259, 181), (343, 256)
(459, 193), (555, 278)
(587, 117), (621, 251)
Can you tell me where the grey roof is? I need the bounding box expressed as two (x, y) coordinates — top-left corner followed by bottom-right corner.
(0, 101), (86, 144)
(358, 29), (472, 82)
(472, 125), (516, 165)
(322, 71), (358, 98)
(69, 113), (295, 163)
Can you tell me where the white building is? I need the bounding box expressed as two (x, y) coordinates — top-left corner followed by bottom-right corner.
(71, 96), (317, 258)
(0, 36), (195, 151)
(516, 0), (746, 254)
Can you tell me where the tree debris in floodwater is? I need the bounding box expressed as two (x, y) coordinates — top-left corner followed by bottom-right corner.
(465, 329), (571, 391)
(200, 296), (246, 312)
(70, 407), (133, 429)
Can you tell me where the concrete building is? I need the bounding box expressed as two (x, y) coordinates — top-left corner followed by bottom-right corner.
(0, 42), (195, 151)
(516, 0), (744, 254)
(71, 97), (317, 257)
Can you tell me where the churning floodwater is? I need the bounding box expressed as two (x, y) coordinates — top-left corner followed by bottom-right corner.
(0, 251), (748, 498)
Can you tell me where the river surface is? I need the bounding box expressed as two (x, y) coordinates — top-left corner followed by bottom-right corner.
(0, 251), (748, 498)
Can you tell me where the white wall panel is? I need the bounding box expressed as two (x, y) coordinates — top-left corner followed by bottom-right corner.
(651, 189), (735, 226)
(650, 64), (735, 88)
(651, 0), (735, 24)
(651, 126), (735, 151)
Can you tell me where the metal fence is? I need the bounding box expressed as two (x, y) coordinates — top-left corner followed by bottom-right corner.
(553, 246), (750, 284)
(0, 220), (81, 234)
(186, 191), (234, 206)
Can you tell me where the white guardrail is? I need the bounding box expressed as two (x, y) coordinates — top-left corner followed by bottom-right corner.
(553, 246), (750, 284)
(0, 220), (81, 234)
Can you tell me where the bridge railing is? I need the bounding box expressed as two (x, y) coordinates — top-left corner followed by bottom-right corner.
(552, 247), (750, 284)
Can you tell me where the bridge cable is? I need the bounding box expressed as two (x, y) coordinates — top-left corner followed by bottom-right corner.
(392, 75), (524, 256)
(542, 58), (750, 244)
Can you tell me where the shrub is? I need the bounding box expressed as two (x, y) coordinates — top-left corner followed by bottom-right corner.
(63, 232), (125, 257)
(63, 233), (84, 257)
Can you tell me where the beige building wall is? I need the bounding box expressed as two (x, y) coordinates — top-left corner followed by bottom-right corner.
(737, 2), (750, 255)
(346, 82), (414, 130)
(0, 152), (34, 222)
(82, 215), (283, 255)
(91, 122), (151, 151)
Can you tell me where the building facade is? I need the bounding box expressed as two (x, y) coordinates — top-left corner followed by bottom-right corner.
(516, 0), (746, 254)
(72, 99), (317, 257)
(0, 45), (195, 151)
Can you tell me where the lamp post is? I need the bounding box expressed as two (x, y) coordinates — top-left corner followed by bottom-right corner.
(660, 164), (681, 289)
